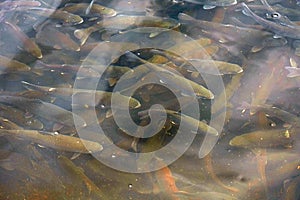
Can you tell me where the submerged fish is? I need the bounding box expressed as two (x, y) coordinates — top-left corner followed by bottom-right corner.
(241, 2), (300, 39)
(74, 15), (180, 45)
(178, 13), (272, 52)
(240, 103), (300, 127)
(21, 81), (141, 109)
(259, 0), (296, 27)
(0, 129), (103, 153)
(62, 2), (117, 17)
(138, 108), (219, 136)
(0, 103), (43, 130)
(183, 0), (237, 8)
(188, 59), (243, 75)
(57, 156), (109, 199)
(0, 0), (41, 9)
(285, 66), (300, 78)
(36, 23), (80, 51)
(24, 7), (83, 25)
(0, 55), (31, 72)
(229, 128), (294, 148)
(3, 21), (42, 58)
(0, 95), (87, 128)
(122, 52), (214, 99)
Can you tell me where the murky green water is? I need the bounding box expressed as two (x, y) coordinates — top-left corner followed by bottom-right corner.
(0, 0), (299, 199)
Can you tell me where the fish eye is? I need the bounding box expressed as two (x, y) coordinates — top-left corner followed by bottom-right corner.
(270, 12), (281, 19)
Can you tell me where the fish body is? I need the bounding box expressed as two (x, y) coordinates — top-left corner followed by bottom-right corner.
(3, 21), (42, 58)
(0, 95), (87, 128)
(62, 3), (117, 17)
(57, 156), (109, 198)
(0, 104), (43, 129)
(0, 55), (31, 72)
(241, 3), (300, 39)
(183, 0), (237, 7)
(188, 59), (243, 75)
(246, 104), (300, 127)
(229, 128), (294, 148)
(138, 108), (219, 136)
(0, 0), (41, 9)
(285, 67), (300, 78)
(0, 129), (103, 153)
(74, 15), (180, 45)
(36, 24), (80, 51)
(25, 7), (83, 25)
(178, 13), (272, 47)
(21, 81), (141, 109)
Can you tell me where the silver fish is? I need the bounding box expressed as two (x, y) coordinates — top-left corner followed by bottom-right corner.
(183, 0), (237, 7)
(241, 2), (300, 39)
(0, 129), (103, 153)
(285, 67), (300, 78)
(21, 81), (141, 109)
(0, 95), (87, 128)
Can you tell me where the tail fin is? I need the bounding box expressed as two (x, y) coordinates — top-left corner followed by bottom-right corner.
(285, 66), (300, 78)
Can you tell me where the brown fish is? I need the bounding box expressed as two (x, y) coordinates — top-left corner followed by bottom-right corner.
(4, 21), (42, 58)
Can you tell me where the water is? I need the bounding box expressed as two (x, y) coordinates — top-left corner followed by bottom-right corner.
(0, 0), (299, 199)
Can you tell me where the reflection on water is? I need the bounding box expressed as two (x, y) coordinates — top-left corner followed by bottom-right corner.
(0, 0), (300, 199)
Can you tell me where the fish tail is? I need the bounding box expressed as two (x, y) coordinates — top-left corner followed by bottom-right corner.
(285, 66), (300, 78)
(241, 3), (253, 17)
(178, 13), (195, 22)
(21, 81), (39, 91)
(74, 28), (91, 46)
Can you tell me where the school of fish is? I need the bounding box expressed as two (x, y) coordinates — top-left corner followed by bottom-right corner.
(0, 0), (299, 199)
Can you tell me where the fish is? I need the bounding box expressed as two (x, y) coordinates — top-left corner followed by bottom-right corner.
(74, 15), (180, 45)
(285, 66), (300, 78)
(0, 116), (22, 130)
(0, 0), (41, 9)
(167, 38), (212, 54)
(3, 21), (42, 59)
(240, 103), (300, 127)
(21, 81), (141, 109)
(23, 7), (83, 25)
(250, 68), (275, 115)
(259, 0), (296, 27)
(241, 2), (300, 39)
(229, 128), (294, 149)
(62, 3), (117, 17)
(0, 95), (87, 128)
(138, 108), (219, 136)
(0, 129), (103, 153)
(0, 103), (44, 130)
(188, 59), (243, 75)
(80, 41), (139, 59)
(238, 3), (300, 20)
(0, 55), (31, 72)
(122, 52), (214, 99)
(183, 0), (237, 8)
(178, 13), (272, 53)
(36, 23), (80, 51)
(0, 149), (62, 186)
(57, 156), (109, 199)
(120, 67), (214, 99)
(204, 153), (239, 193)
(272, 4), (300, 19)
(33, 60), (100, 78)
